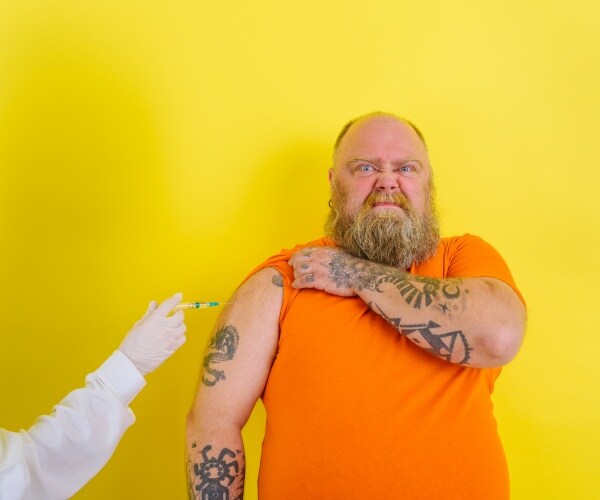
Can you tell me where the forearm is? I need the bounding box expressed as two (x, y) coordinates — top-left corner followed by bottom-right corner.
(186, 418), (245, 500)
(349, 260), (526, 367)
(290, 247), (526, 368)
(185, 268), (282, 500)
(0, 351), (144, 499)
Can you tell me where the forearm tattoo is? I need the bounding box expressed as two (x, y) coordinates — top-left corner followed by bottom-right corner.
(327, 251), (472, 364)
(202, 324), (239, 387)
(188, 444), (245, 500)
(328, 252), (464, 313)
(372, 302), (472, 364)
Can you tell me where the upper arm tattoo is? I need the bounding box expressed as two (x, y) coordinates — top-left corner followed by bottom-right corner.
(202, 324), (239, 386)
(271, 273), (283, 287)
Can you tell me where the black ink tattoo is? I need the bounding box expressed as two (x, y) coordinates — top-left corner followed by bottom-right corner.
(190, 445), (242, 500)
(375, 275), (464, 309)
(327, 252), (464, 310)
(327, 252), (387, 291)
(375, 275), (439, 308)
(202, 324), (239, 386)
(232, 463), (245, 500)
(271, 274), (283, 287)
(372, 303), (472, 364)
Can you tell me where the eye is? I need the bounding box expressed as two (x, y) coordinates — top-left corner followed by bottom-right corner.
(398, 163), (418, 176)
(356, 163), (375, 176)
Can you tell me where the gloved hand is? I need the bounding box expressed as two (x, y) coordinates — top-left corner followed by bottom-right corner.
(119, 292), (187, 377)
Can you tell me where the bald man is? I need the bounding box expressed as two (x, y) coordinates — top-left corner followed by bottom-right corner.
(186, 113), (526, 500)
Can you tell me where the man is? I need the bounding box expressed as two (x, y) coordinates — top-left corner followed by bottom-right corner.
(1, 293), (186, 499)
(186, 113), (526, 499)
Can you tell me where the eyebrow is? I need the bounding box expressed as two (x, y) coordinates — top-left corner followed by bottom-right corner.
(346, 157), (424, 167)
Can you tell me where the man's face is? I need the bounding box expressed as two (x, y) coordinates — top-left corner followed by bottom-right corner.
(325, 115), (440, 268)
(330, 115), (432, 218)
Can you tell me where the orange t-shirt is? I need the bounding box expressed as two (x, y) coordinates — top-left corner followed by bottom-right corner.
(252, 234), (524, 500)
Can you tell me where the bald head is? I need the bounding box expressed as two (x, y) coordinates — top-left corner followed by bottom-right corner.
(333, 112), (427, 160)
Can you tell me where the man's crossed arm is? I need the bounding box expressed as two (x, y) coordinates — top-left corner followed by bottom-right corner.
(289, 246), (526, 368)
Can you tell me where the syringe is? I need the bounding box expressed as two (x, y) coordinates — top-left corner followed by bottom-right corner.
(175, 301), (232, 310)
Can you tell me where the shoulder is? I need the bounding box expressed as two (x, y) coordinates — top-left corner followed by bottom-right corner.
(441, 234), (525, 304)
(244, 237), (332, 281)
(441, 234), (510, 273)
(416, 233), (520, 287)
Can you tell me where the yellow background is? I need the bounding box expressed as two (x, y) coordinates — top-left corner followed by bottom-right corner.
(1, 1), (598, 498)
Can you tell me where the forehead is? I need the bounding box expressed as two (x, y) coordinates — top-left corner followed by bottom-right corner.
(336, 116), (429, 166)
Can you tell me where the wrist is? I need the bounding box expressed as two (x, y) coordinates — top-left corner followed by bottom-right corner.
(99, 350), (147, 403)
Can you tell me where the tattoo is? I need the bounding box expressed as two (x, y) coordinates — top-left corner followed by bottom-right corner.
(375, 275), (437, 308)
(202, 324), (239, 386)
(327, 252), (464, 310)
(188, 445), (244, 500)
(374, 275), (463, 309)
(327, 252), (386, 291)
(439, 302), (450, 315)
(233, 464), (245, 500)
(305, 273), (315, 282)
(372, 302), (472, 364)
(271, 274), (283, 287)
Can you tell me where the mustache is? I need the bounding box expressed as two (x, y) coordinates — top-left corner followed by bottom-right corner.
(364, 192), (411, 211)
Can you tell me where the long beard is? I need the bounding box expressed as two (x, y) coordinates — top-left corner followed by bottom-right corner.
(324, 188), (440, 269)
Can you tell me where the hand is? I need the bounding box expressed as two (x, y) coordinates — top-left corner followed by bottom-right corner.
(119, 292), (187, 376)
(288, 246), (358, 297)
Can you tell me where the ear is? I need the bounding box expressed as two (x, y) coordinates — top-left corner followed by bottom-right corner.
(328, 168), (335, 184)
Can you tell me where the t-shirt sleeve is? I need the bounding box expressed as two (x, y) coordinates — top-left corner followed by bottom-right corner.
(446, 234), (525, 305)
(242, 239), (331, 323)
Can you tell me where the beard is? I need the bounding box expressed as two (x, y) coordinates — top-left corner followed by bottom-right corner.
(324, 184), (440, 269)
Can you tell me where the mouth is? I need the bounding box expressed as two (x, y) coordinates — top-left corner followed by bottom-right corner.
(372, 202), (402, 209)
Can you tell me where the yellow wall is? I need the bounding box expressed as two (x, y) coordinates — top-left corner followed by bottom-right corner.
(1, 1), (598, 498)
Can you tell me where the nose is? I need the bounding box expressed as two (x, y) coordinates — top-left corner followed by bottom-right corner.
(374, 171), (400, 193)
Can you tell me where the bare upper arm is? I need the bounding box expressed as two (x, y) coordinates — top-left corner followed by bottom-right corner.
(188, 266), (282, 430)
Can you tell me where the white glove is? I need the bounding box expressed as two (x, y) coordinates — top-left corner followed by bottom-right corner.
(118, 292), (187, 377)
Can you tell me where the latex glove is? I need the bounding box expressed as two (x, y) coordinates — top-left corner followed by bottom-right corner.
(119, 292), (187, 376)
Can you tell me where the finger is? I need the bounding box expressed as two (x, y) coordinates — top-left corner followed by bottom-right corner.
(292, 274), (315, 289)
(154, 292), (183, 317)
(156, 322), (187, 339)
(155, 310), (185, 328)
(290, 247), (318, 264)
(289, 253), (305, 267)
(169, 309), (185, 325)
(292, 263), (307, 280)
(173, 333), (186, 349)
(134, 300), (157, 325)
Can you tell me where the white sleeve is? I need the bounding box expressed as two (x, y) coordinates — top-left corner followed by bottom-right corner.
(0, 350), (146, 500)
